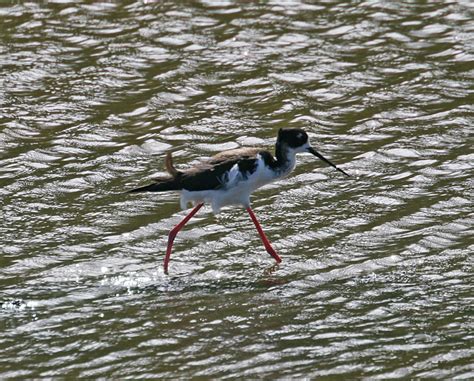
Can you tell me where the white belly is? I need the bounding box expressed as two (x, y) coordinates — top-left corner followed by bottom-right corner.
(180, 154), (282, 214)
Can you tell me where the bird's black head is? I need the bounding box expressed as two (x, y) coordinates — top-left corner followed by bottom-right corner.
(276, 128), (350, 177)
(277, 128), (309, 149)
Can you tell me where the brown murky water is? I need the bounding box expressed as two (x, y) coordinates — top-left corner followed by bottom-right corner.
(1, 1), (473, 378)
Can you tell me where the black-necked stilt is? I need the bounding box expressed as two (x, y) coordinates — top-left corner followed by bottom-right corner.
(128, 128), (349, 273)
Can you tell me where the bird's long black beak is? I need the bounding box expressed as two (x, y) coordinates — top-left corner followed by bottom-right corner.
(308, 146), (350, 177)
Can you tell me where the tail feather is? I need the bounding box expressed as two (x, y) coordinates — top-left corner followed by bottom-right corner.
(127, 178), (180, 193)
(127, 151), (182, 193)
(165, 151), (181, 177)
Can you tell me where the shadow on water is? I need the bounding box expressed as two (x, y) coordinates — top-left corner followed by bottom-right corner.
(1, 262), (292, 311)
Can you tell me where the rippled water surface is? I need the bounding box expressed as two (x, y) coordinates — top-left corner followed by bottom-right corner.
(1, 0), (473, 378)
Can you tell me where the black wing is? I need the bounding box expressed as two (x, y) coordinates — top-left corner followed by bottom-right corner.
(128, 148), (276, 193)
(179, 148), (264, 191)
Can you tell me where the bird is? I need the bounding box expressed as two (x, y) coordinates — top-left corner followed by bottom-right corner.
(128, 128), (350, 273)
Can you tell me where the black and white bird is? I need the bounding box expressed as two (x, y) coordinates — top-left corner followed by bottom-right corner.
(128, 128), (349, 273)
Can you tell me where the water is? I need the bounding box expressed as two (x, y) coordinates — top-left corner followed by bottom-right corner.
(1, 0), (473, 378)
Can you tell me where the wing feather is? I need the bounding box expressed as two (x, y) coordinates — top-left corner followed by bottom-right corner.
(179, 148), (267, 191)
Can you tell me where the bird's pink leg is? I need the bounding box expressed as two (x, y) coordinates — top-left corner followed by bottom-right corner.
(164, 203), (204, 274)
(246, 207), (282, 263)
